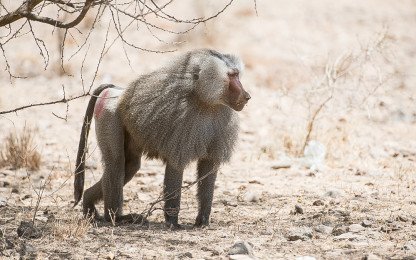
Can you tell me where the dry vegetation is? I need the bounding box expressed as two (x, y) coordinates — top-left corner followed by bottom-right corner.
(0, 126), (41, 171)
(1, 0), (416, 259)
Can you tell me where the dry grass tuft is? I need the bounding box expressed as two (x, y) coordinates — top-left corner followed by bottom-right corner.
(51, 215), (92, 240)
(283, 135), (297, 155)
(0, 126), (41, 170)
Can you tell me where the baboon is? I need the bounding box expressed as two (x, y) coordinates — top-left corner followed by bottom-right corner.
(73, 49), (250, 227)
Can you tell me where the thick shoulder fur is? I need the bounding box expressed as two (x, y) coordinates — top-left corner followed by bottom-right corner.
(118, 49), (241, 170)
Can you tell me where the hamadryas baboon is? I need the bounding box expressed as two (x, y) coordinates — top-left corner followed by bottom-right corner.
(73, 49), (250, 227)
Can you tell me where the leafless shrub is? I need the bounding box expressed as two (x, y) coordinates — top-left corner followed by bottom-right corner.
(393, 162), (416, 195)
(0, 126), (41, 170)
(297, 30), (395, 155)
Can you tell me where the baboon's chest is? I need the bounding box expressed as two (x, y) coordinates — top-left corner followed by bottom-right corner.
(142, 111), (237, 168)
(177, 113), (236, 164)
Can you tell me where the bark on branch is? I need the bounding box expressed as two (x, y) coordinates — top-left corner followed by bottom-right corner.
(0, 0), (93, 28)
(0, 0), (43, 27)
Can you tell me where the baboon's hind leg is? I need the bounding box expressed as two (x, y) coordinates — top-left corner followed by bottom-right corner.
(123, 131), (142, 185)
(83, 179), (103, 219)
(115, 132), (145, 224)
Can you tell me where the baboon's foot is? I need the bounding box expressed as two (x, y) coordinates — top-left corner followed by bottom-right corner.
(194, 214), (210, 228)
(83, 205), (102, 221)
(103, 212), (148, 225)
(116, 213), (148, 225)
(164, 215), (182, 230)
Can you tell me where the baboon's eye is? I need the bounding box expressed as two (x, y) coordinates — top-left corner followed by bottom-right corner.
(193, 66), (201, 80)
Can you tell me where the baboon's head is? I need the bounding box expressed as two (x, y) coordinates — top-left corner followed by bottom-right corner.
(192, 49), (251, 111)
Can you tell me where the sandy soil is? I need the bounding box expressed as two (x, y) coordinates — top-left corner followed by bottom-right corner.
(1, 0), (416, 259)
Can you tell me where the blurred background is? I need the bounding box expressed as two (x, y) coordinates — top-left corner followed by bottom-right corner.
(0, 0), (415, 258)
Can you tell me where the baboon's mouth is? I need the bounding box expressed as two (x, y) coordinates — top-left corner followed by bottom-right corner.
(232, 100), (247, 111)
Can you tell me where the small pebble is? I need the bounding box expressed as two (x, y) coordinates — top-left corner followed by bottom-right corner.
(295, 205), (304, 214)
(312, 200), (324, 206)
(221, 200), (237, 207)
(201, 246), (219, 256)
(363, 253), (382, 260)
(243, 191), (260, 203)
(106, 252), (115, 259)
(332, 226), (347, 236)
(324, 190), (344, 198)
(333, 232), (366, 242)
(287, 227), (313, 241)
(348, 224), (364, 233)
(228, 240), (254, 257)
(361, 220), (372, 227)
(0, 197), (7, 207)
(314, 224), (333, 234)
(22, 195), (31, 200)
(177, 252), (193, 258)
(328, 209), (350, 217)
(312, 213), (323, 219)
(17, 221), (41, 239)
(403, 240), (416, 252)
(397, 215), (408, 222)
(380, 222), (401, 233)
(20, 242), (37, 257)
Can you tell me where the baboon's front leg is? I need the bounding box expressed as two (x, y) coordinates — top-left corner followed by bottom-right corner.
(163, 163), (184, 228)
(195, 159), (219, 227)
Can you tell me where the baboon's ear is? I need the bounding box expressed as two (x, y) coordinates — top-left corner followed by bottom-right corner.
(193, 65), (201, 80)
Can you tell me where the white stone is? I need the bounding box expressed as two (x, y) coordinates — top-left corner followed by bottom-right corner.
(348, 224), (365, 233)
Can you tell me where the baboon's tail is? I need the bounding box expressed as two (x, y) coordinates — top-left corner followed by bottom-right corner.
(73, 84), (117, 207)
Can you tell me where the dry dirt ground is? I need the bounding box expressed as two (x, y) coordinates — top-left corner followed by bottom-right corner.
(1, 0), (416, 259)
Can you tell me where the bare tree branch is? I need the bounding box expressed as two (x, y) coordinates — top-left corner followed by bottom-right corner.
(0, 92), (88, 115)
(24, 0), (93, 28)
(146, 0), (234, 24)
(0, 0), (238, 115)
(0, 0), (93, 29)
(0, 0), (43, 27)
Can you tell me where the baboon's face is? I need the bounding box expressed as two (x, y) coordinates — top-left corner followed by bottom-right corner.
(193, 51), (250, 111)
(223, 69), (251, 111)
